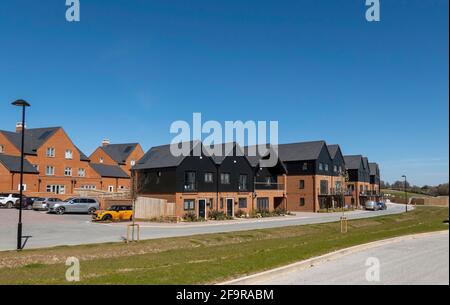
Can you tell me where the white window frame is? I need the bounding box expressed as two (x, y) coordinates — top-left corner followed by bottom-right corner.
(108, 185), (114, 192)
(64, 167), (72, 177)
(78, 168), (86, 177)
(130, 159), (136, 166)
(46, 147), (56, 158)
(18, 184), (27, 191)
(0, 144), (4, 153)
(46, 166), (55, 176)
(65, 149), (73, 160)
(99, 157), (104, 163)
(46, 185), (66, 195)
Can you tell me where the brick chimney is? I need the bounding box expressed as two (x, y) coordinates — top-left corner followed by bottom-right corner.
(16, 122), (26, 133)
(102, 139), (110, 147)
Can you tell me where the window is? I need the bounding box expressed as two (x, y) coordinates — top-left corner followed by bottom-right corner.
(108, 186), (114, 192)
(256, 198), (269, 211)
(46, 166), (55, 176)
(325, 164), (329, 171)
(17, 184), (27, 191)
(78, 168), (86, 177)
(46, 147), (55, 157)
(320, 180), (329, 195)
(184, 171), (196, 191)
(299, 198), (305, 206)
(80, 185), (96, 190)
(64, 167), (72, 177)
(184, 199), (195, 211)
(0, 145), (4, 153)
(334, 165), (338, 173)
(99, 157), (104, 163)
(339, 166), (342, 173)
(220, 198), (224, 209)
(204, 172), (214, 183)
(65, 149), (73, 159)
(46, 185), (65, 195)
(299, 180), (305, 189)
(238, 198), (247, 209)
(239, 174), (248, 191)
(319, 163), (324, 171)
(221, 173), (231, 184)
(302, 163), (308, 171)
(130, 160), (136, 166)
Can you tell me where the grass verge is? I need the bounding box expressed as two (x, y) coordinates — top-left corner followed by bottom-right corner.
(0, 206), (448, 284)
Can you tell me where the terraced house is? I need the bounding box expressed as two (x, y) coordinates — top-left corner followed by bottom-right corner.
(343, 155), (374, 207)
(133, 141), (287, 218)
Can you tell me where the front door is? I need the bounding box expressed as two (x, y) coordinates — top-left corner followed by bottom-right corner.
(226, 198), (233, 217)
(198, 199), (206, 219)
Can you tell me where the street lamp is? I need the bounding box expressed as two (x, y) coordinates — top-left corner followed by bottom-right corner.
(402, 175), (407, 213)
(12, 99), (31, 250)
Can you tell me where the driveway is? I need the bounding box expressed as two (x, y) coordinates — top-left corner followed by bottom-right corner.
(0, 203), (411, 251)
(230, 231), (449, 285)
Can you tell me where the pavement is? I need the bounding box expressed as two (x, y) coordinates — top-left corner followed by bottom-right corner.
(224, 231), (449, 285)
(0, 203), (411, 251)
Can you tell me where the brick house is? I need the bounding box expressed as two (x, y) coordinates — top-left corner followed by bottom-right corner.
(0, 125), (94, 197)
(369, 162), (381, 194)
(89, 141), (144, 175)
(343, 155), (373, 207)
(0, 154), (39, 193)
(133, 141), (287, 219)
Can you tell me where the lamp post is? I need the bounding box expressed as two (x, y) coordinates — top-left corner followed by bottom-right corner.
(12, 99), (31, 250)
(402, 175), (407, 213)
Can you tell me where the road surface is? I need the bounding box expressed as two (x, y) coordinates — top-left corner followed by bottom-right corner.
(0, 203), (411, 251)
(241, 231), (449, 285)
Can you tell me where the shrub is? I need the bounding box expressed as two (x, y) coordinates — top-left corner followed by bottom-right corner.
(208, 210), (230, 221)
(235, 209), (247, 218)
(183, 211), (198, 222)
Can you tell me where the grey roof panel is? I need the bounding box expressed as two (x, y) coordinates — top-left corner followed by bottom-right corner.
(90, 163), (129, 178)
(0, 154), (38, 174)
(278, 141), (326, 162)
(344, 155), (364, 170)
(327, 144), (340, 159)
(101, 143), (139, 164)
(369, 162), (379, 175)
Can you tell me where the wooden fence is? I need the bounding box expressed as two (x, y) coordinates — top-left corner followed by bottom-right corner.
(134, 197), (176, 220)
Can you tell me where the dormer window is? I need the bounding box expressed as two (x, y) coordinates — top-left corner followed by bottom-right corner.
(46, 147), (55, 158)
(99, 157), (104, 163)
(65, 149), (73, 160)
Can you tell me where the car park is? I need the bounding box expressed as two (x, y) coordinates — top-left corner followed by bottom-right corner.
(93, 205), (133, 222)
(0, 193), (21, 209)
(32, 197), (60, 211)
(48, 197), (100, 215)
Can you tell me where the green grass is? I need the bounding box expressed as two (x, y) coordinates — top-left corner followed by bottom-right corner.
(0, 206), (448, 285)
(382, 189), (432, 198)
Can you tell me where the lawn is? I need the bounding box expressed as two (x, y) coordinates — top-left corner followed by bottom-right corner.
(0, 206), (448, 285)
(382, 189), (432, 198)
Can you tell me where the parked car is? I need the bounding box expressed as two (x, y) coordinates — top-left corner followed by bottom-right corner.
(376, 201), (387, 210)
(364, 201), (380, 211)
(48, 197), (100, 215)
(0, 193), (21, 209)
(14, 197), (39, 210)
(92, 205), (133, 222)
(32, 198), (60, 211)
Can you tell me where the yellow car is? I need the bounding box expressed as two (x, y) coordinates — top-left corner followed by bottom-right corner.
(93, 205), (133, 222)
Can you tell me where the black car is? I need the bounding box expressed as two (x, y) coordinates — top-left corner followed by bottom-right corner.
(14, 197), (38, 210)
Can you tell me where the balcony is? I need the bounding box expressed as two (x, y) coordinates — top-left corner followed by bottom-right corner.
(318, 188), (354, 196)
(254, 182), (285, 191)
(183, 183), (197, 192)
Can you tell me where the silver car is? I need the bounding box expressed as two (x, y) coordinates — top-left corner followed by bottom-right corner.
(364, 201), (380, 211)
(48, 197), (100, 215)
(32, 198), (60, 211)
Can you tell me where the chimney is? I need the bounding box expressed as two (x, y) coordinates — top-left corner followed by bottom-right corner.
(102, 139), (110, 147)
(16, 122), (26, 133)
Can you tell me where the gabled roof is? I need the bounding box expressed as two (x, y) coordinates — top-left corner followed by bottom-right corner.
(90, 163), (129, 178)
(362, 157), (370, 170)
(0, 127), (89, 161)
(369, 162), (379, 176)
(100, 143), (139, 165)
(0, 154), (38, 174)
(133, 141), (202, 170)
(327, 144), (340, 159)
(205, 142), (245, 165)
(344, 155), (364, 170)
(278, 141), (327, 162)
(243, 145), (287, 173)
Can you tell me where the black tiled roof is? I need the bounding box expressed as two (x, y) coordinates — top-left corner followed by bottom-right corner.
(90, 163), (129, 178)
(344, 155), (364, 170)
(278, 141), (326, 162)
(0, 154), (38, 174)
(101, 143), (139, 165)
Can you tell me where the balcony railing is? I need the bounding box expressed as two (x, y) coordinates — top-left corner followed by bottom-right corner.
(318, 188), (354, 196)
(254, 182), (285, 191)
(184, 183), (197, 192)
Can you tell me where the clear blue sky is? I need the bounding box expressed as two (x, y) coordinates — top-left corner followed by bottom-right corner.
(0, 0), (448, 186)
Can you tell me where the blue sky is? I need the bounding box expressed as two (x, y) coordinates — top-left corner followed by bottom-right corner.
(0, 0), (448, 186)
